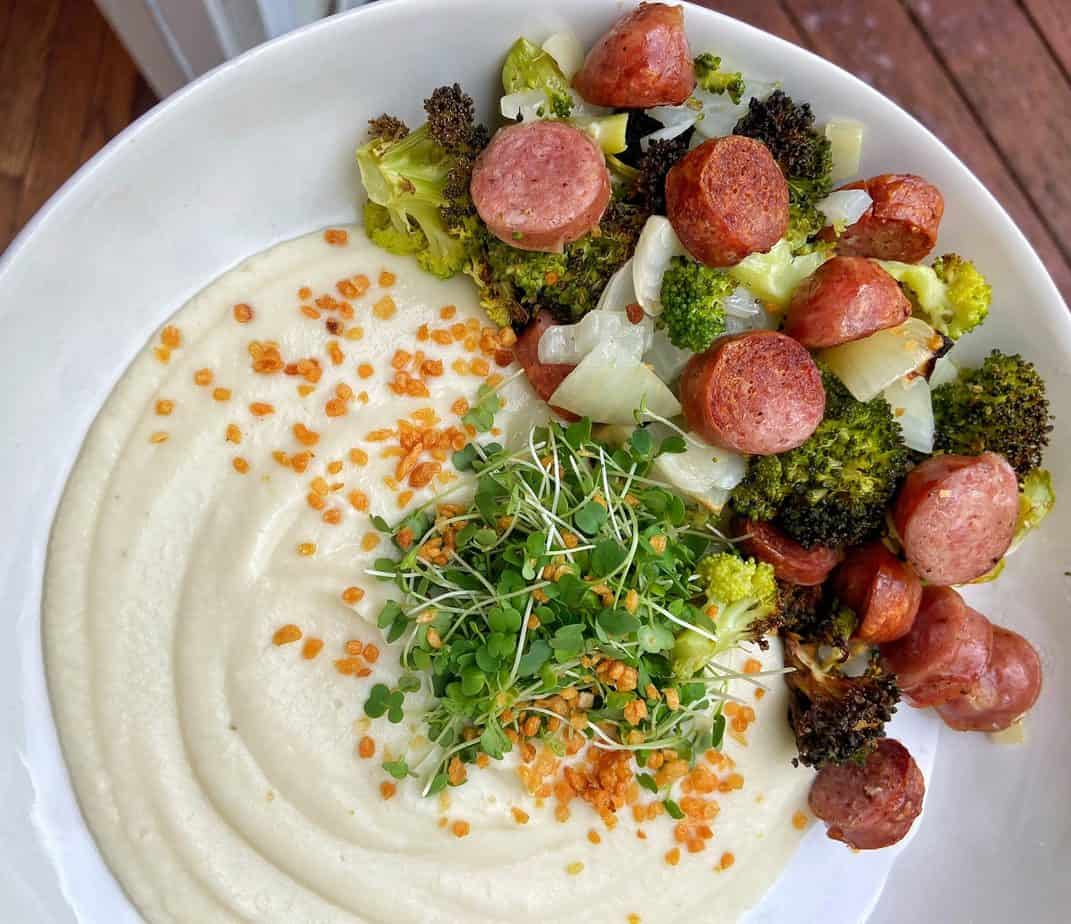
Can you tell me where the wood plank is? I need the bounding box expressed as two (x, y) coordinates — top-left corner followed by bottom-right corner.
(1022, 0), (1071, 79)
(782, 0), (1071, 300)
(695, 1), (806, 46)
(15, 0), (108, 229)
(0, 1), (16, 53)
(0, 172), (20, 255)
(131, 75), (159, 121)
(0, 0), (61, 177)
(77, 19), (141, 167)
(907, 0), (1071, 261)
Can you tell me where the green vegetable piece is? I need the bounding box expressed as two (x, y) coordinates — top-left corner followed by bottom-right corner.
(591, 539), (628, 577)
(664, 799), (685, 820)
(879, 254), (991, 341)
(382, 759), (410, 780)
(517, 639), (552, 677)
(637, 623), (674, 653)
(693, 53), (745, 104)
(598, 608), (642, 637)
(931, 350), (1051, 478)
(732, 370), (910, 548)
(501, 37), (573, 118)
(357, 84), (487, 279)
(480, 723), (511, 760)
(658, 256), (734, 352)
(460, 666), (486, 696)
(637, 773), (659, 795)
(574, 501), (608, 535)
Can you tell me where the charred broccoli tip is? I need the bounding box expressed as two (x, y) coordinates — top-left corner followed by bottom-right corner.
(784, 634), (900, 769)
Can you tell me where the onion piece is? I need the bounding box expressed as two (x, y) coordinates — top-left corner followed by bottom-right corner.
(633, 216), (686, 317)
(641, 102), (700, 149)
(692, 80), (777, 139)
(817, 189), (872, 228)
(883, 375), (934, 454)
(541, 32), (584, 80)
(723, 286), (763, 317)
(820, 317), (940, 402)
(537, 309), (652, 365)
(500, 89), (550, 122)
(643, 328), (692, 384)
(596, 258), (637, 314)
(649, 433), (748, 491)
(825, 118), (865, 183)
(549, 353), (680, 424)
(928, 355), (959, 389)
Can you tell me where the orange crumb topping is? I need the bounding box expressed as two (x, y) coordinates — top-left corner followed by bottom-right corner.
(273, 624), (302, 645)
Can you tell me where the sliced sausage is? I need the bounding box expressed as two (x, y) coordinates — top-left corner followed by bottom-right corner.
(833, 542), (922, 644)
(735, 518), (842, 586)
(572, 3), (694, 108)
(679, 331), (825, 455)
(514, 312), (578, 419)
(783, 256), (912, 348)
(893, 452), (1019, 586)
(880, 586), (993, 707)
(470, 121), (610, 253)
(824, 174), (944, 263)
(809, 738), (925, 850)
(936, 627), (1042, 732)
(665, 136), (789, 267)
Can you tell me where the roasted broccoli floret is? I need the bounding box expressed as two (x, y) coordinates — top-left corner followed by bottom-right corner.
(931, 350), (1052, 477)
(356, 85), (487, 279)
(784, 634), (900, 768)
(658, 256), (735, 352)
(367, 113), (409, 142)
(879, 254), (991, 340)
(501, 37), (573, 118)
(468, 199), (645, 327)
(732, 371), (910, 548)
(734, 91), (833, 256)
(693, 53), (745, 104)
(777, 580), (857, 661)
(672, 553), (780, 678)
(628, 135), (690, 216)
(363, 200), (427, 257)
(734, 90), (832, 196)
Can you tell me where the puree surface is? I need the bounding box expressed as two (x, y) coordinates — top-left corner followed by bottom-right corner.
(45, 228), (810, 924)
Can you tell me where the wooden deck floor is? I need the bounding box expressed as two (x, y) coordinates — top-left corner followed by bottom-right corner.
(2, 0), (1070, 305)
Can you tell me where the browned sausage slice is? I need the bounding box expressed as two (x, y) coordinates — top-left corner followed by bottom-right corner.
(880, 586), (993, 707)
(809, 738), (925, 850)
(936, 627), (1042, 732)
(783, 257), (912, 348)
(893, 452), (1019, 586)
(824, 174), (944, 263)
(679, 331), (825, 455)
(573, 3), (695, 108)
(513, 312), (577, 419)
(470, 121), (610, 253)
(736, 518), (842, 586)
(833, 542), (922, 644)
(665, 136), (789, 267)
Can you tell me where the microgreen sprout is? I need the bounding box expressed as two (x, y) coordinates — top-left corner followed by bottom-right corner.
(359, 418), (777, 796)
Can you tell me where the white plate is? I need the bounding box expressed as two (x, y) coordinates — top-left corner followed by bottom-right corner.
(0, 1), (1067, 921)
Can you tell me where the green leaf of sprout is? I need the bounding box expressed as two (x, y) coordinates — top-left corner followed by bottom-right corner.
(598, 608), (641, 637)
(382, 759), (410, 780)
(637, 773), (659, 795)
(664, 799), (685, 820)
(574, 501), (608, 535)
